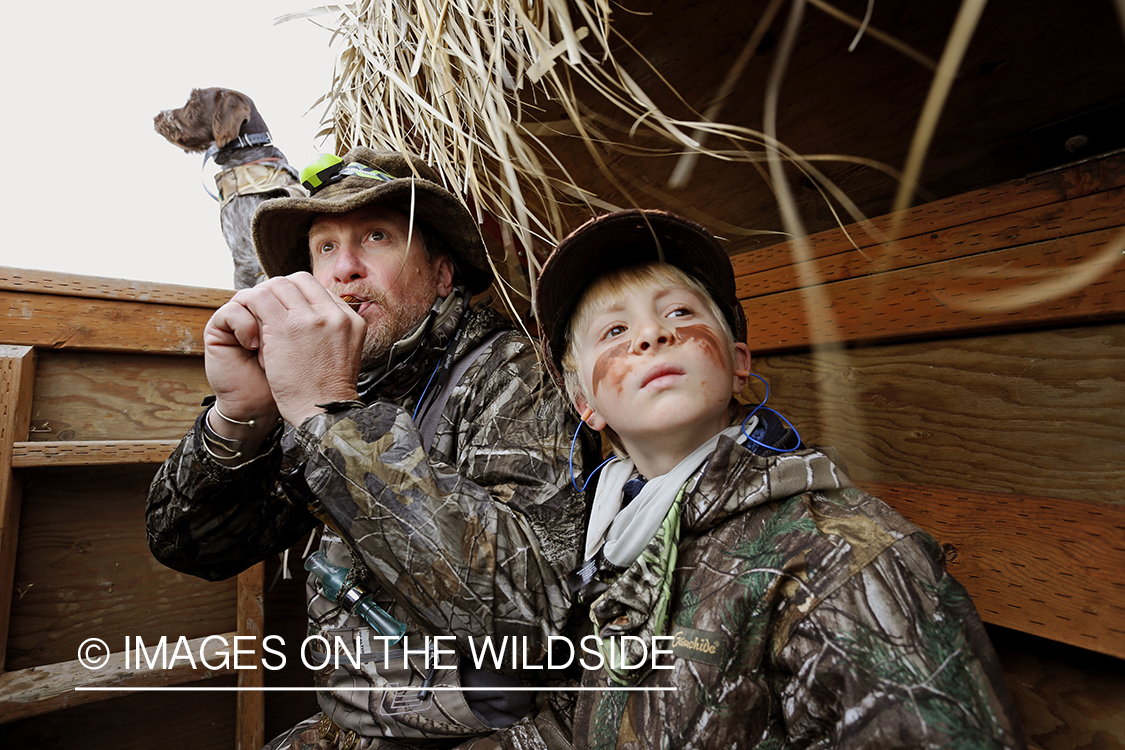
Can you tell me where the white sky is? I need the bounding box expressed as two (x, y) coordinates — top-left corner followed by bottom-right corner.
(1, 2), (340, 290)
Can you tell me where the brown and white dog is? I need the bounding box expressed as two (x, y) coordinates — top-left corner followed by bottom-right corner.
(154, 87), (307, 289)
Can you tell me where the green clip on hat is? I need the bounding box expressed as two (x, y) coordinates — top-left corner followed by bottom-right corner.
(534, 208), (747, 385)
(251, 147), (493, 294)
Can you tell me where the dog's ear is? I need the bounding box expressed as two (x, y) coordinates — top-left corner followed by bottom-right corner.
(212, 90), (252, 148)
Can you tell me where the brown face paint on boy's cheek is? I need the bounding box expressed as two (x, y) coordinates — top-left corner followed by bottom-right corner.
(677, 325), (726, 367)
(591, 341), (630, 399)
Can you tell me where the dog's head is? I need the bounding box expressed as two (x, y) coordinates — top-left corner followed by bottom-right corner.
(153, 87), (253, 153)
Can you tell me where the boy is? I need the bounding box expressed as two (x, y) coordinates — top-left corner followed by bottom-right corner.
(535, 209), (1026, 750)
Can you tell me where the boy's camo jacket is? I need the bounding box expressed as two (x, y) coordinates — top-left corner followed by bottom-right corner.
(146, 304), (590, 666)
(573, 437), (1026, 750)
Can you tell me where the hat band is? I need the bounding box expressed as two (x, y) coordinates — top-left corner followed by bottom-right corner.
(301, 153), (397, 194)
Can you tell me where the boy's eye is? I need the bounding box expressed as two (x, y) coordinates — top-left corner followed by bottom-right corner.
(605, 324), (627, 339)
(668, 306), (691, 318)
(317, 241), (336, 254)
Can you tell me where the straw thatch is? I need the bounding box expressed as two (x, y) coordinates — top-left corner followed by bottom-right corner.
(281, 2), (951, 308)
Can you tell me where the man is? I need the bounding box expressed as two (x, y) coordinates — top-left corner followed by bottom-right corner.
(146, 148), (595, 749)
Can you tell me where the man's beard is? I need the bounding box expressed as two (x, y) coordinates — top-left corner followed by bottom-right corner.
(359, 272), (441, 368)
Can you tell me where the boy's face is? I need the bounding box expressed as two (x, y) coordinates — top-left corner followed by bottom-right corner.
(573, 278), (750, 455)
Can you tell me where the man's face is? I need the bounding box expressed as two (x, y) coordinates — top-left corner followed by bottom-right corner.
(574, 278), (749, 455)
(309, 205), (454, 366)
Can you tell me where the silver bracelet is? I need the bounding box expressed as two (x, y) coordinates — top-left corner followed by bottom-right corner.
(213, 403), (256, 428)
(202, 408), (243, 459)
(200, 436), (242, 462)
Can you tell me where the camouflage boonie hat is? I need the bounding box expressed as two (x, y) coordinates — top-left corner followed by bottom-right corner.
(535, 208), (747, 385)
(252, 147), (493, 293)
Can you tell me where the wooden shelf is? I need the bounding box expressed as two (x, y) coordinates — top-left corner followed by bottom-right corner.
(11, 440), (179, 468)
(0, 632), (240, 724)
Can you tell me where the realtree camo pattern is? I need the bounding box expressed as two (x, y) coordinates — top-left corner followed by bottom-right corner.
(147, 305), (592, 748)
(262, 704), (576, 750)
(572, 437), (1026, 750)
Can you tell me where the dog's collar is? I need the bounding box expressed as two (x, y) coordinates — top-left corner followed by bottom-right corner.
(203, 131), (274, 161)
(222, 131), (274, 150)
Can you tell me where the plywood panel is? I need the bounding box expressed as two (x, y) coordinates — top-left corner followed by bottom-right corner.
(28, 350), (207, 441)
(752, 322), (1125, 504)
(990, 627), (1125, 750)
(868, 482), (1125, 659)
(6, 466), (235, 672)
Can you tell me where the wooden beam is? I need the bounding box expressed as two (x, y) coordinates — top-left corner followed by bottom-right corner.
(236, 563), (266, 750)
(0, 267), (233, 310)
(735, 185), (1125, 298)
(11, 440), (179, 467)
(0, 345), (35, 674)
(733, 152), (1125, 353)
(730, 152), (1125, 279)
(0, 631), (240, 723)
(742, 226), (1125, 352)
(869, 482), (1125, 660)
(0, 290), (215, 355)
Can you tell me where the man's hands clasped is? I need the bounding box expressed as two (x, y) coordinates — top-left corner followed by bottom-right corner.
(201, 273), (367, 462)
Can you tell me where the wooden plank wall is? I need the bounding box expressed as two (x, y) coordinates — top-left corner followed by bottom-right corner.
(737, 154), (1125, 748)
(734, 153), (1125, 351)
(0, 271), (314, 748)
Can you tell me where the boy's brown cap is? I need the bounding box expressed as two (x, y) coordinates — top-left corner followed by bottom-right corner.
(251, 147), (493, 294)
(535, 208), (747, 383)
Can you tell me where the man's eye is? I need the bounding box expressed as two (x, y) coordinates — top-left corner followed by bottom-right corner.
(367, 230), (387, 242)
(317, 241), (335, 254)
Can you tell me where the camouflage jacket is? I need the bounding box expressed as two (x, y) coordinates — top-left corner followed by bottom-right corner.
(147, 305), (592, 732)
(573, 435), (1026, 750)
